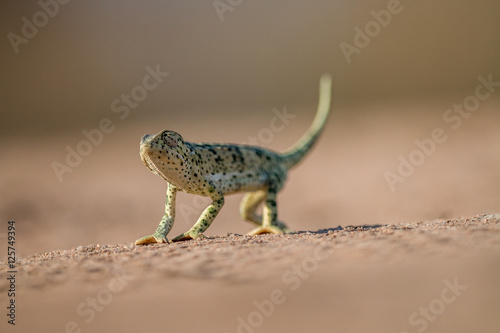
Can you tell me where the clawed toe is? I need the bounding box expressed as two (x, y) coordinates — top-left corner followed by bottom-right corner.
(135, 234), (169, 245)
(172, 232), (206, 242)
(247, 226), (284, 236)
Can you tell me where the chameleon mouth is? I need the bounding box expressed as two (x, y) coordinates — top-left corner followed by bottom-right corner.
(142, 153), (169, 181)
(140, 138), (167, 180)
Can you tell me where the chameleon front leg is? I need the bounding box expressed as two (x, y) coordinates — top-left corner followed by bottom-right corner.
(172, 184), (225, 242)
(135, 184), (177, 245)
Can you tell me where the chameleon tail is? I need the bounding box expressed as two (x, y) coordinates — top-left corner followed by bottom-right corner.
(280, 74), (333, 169)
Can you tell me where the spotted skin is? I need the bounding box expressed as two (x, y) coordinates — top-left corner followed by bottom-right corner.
(135, 75), (332, 245)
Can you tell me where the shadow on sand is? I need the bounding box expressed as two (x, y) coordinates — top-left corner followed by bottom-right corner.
(298, 224), (386, 235)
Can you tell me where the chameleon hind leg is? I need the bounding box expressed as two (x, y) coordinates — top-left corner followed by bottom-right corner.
(241, 189), (293, 235)
(135, 184), (177, 245)
(239, 190), (266, 226)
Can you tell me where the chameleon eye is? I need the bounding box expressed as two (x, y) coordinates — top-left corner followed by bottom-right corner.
(162, 132), (178, 148)
(166, 137), (177, 148)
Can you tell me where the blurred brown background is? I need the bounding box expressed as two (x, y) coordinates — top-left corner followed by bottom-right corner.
(1, 0), (499, 256)
(1, 2), (500, 333)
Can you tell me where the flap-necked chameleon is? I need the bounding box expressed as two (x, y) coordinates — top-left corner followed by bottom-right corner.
(135, 74), (332, 245)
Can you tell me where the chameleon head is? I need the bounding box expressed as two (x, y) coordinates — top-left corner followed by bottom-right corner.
(139, 130), (190, 181)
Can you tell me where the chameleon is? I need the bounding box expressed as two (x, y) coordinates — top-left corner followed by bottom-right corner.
(135, 74), (332, 245)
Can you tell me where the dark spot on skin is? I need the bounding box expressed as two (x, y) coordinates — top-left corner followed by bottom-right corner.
(232, 146), (245, 165)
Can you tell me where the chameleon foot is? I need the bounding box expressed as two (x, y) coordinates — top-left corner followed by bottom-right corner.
(135, 234), (169, 245)
(172, 231), (207, 242)
(275, 221), (295, 234)
(247, 226), (284, 236)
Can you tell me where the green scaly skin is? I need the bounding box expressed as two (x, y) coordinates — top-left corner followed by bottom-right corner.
(135, 74), (333, 245)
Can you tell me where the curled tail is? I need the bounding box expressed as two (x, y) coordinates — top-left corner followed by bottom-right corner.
(280, 74), (333, 169)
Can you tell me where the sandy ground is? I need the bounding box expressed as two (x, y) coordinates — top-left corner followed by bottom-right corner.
(1, 214), (500, 333)
(1, 99), (500, 333)
(2, 2), (500, 332)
